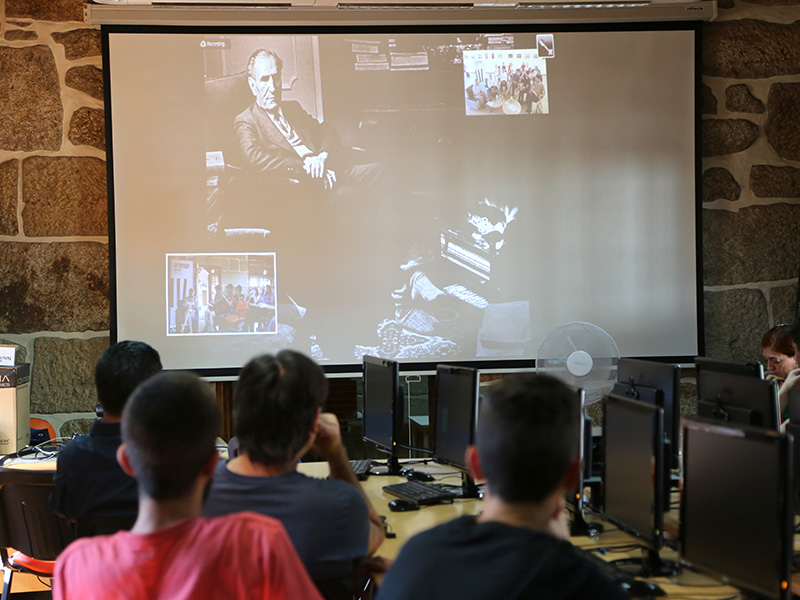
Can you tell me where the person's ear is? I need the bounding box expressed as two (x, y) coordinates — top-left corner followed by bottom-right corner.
(200, 450), (220, 479)
(466, 445), (484, 482)
(310, 406), (322, 435)
(116, 443), (135, 477)
(247, 76), (257, 96)
(561, 458), (581, 493)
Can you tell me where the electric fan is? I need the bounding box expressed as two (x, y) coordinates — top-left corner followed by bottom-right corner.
(536, 321), (620, 404)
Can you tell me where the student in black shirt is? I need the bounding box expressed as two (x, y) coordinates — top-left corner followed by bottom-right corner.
(51, 340), (162, 535)
(378, 373), (629, 600)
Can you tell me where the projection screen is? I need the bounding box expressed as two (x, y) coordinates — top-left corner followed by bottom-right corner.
(105, 23), (700, 374)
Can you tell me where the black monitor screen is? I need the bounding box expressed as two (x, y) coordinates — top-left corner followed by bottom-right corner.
(362, 355), (399, 453)
(695, 356), (764, 379)
(616, 358), (680, 468)
(434, 365), (479, 470)
(602, 393), (664, 549)
(680, 419), (791, 600)
(696, 370), (779, 431)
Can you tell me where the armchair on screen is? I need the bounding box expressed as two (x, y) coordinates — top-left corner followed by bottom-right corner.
(0, 468), (75, 600)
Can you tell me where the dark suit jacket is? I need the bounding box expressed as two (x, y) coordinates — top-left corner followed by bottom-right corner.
(234, 100), (343, 179)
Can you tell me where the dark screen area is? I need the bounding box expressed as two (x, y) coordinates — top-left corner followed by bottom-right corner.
(433, 365), (479, 469)
(616, 358), (679, 468)
(696, 370), (779, 431)
(362, 356), (399, 452)
(680, 422), (789, 599)
(602, 393), (663, 548)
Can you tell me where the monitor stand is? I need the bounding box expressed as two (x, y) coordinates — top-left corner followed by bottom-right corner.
(569, 508), (603, 537)
(459, 472), (481, 499)
(612, 548), (682, 578)
(369, 453), (405, 476)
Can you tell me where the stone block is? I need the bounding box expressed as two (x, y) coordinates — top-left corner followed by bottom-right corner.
(0, 46), (62, 152)
(702, 119), (758, 157)
(766, 83), (800, 162)
(750, 165), (800, 197)
(703, 288), (769, 362)
(21, 156), (107, 237)
(702, 167), (740, 203)
(51, 29), (101, 61)
(68, 107), (105, 151)
(0, 160), (18, 236)
(60, 419), (94, 437)
(0, 242), (110, 333)
(725, 84), (764, 114)
(0, 339), (28, 364)
(5, 30), (37, 41)
(703, 203), (800, 285)
(6, 0), (85, 22)
(31, 337), (109, 413)
(770, 284), (798, 326)
(701, 83), (717, 115)
(703, 20), (800, 79)
(680, 379), (697, 417)
(65, 65), (104, 101)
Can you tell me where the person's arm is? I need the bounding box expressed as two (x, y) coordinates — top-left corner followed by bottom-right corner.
(312, 413), (385, 556)
(234, 108), (305, 176)
(779, 368), (800, 415)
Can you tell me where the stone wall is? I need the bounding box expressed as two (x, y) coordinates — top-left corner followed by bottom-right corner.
(702, 5), (800, 362)
(0, 0), (107, 434)
(0, 0), (799, 433)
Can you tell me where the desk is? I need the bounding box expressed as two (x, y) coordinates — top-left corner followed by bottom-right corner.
(297, 460), (745, 598)
(299, 460), (481, 561)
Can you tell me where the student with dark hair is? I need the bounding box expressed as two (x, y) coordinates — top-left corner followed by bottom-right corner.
(54, 371), (323, 600)
(377, 373), (628, 600)
(51, 340), (163, 532)
(203, 350), (385, 585)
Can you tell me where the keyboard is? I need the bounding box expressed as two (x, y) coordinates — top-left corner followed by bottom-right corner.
(382, 481), (458, 505)
(350, 459), (373, 481)
(576, 548), (666, 597)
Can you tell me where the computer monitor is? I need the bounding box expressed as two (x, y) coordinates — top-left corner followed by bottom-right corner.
(783, 388), (800, 514)
(433, 364), (480, 498)
(602, 393), (679, 577)
(614, 358), (681, 470)
(696, 370), (780, 431)
(362, 355), (404, 475)
(566, 387), (602, 537)
(695, 356), (764, 379)
(680, 418), (793, 600)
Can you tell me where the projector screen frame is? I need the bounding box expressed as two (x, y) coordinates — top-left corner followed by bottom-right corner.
(103, 19), (705, 378)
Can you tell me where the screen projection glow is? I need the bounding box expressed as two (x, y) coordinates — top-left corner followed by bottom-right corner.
(106, 25), (699, 373)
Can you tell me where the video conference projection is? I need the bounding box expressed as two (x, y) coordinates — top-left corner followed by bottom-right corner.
(106, 23), (700, 374)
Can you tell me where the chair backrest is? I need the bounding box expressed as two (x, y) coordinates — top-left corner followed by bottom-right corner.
(29, 418), (56, 445)
(0, 469), (75, 560)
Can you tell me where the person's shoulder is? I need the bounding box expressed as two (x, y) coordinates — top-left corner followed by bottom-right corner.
(234, 102), (259, 124)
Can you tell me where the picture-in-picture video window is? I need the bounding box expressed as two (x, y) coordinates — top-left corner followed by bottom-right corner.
(107, 25), (699, 373)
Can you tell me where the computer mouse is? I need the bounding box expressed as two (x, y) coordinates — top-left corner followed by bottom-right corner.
(621, 580), (667, 598)
(388, 499), (420, 512)
(406, 471), (435, 482)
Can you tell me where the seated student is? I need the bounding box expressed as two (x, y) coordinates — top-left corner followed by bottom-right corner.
(203, 350), (385, 585)
(53, 371), (323, 600)
(780, 321), (800, 414)
(377, 373), (628, 600)
(51, 340), (162, 535)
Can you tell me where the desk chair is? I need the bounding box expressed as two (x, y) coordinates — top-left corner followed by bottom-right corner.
(0, 468), (75, 600)
(29, 418), (56, 446)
